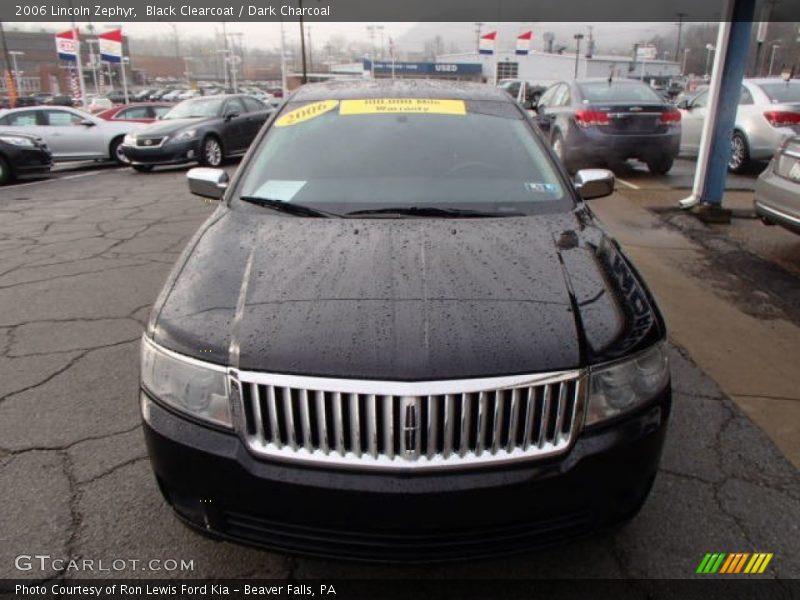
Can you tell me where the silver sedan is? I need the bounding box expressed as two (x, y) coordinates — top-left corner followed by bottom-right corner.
(678, 78), (800, 173)
(0, 106), (143, 164)
(755, 136), (800, 235)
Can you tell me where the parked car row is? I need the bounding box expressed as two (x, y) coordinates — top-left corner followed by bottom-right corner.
(0, 93), (274, 183)
(521, 76), (799, 176)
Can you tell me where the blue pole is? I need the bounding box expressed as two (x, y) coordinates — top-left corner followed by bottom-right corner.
(702, 0), (756, 206)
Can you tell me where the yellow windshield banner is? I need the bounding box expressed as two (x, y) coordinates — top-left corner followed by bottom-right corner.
(339, 98), (466, 116)
(274, 100), (339, 127)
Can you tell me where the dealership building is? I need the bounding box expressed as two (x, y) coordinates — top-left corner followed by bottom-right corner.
(438, 49), (681, 84)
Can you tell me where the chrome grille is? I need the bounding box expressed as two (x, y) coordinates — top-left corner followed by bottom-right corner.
(136, 136), (166, 147)
(234, 371), (586, 469)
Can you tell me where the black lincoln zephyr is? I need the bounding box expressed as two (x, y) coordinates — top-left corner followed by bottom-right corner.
(141, 80), (671, 561)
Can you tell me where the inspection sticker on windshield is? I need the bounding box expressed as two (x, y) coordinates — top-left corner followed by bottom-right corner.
(274, 100), (339, 127)
(339, 98), (466, 116)
(252, 180), (306, 202)
(525, 182), (560, 194)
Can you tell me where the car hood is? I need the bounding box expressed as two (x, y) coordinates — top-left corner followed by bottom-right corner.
(135, 117), (211, 136)
(149, 209), (664, 380)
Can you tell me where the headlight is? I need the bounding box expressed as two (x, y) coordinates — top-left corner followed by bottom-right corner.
(585, 343), (669, 426)
(123, 134), (136, 146)
(140, 337), (232, 428)
(168, 129), (197, 143)
(0, 135), (35, 147)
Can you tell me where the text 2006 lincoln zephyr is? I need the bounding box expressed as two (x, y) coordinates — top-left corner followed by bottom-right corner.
(140, 80), (671, 561)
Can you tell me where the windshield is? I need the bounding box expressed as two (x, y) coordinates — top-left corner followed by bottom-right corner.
(757, 82), (800, 104)
(236, 97), (569, 217)
(579, 82), (664, 103)
(163, 98), (223, 119)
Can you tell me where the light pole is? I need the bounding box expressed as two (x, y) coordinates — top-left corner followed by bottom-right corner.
(674, 12), (687, 62)
(8, 50), (23, 93)
(573, 34), (584, 78)
(86, 39), (100, 93)
(168, 23), (181, 79)
(376, 25), (385, 59)
(183, 56), (193, 87)
(768, 44), (780, 76)
(120, 56), (129, 104)
(366, 25), (377, 59)
(704, 43), (715, 78)
(306, 25), (313, 72)
(682, 47), (690, 75)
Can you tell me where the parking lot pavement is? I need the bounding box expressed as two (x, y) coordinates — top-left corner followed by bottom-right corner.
(0, 166), (798, 581)
(612, 157), (763, 192)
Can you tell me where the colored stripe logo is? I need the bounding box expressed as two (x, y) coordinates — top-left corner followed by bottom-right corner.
(697, 553), (773, 574)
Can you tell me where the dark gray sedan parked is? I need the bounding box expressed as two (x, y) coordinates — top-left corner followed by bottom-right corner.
(534, 78), (681, 174)
(121, 94), (273, 171)
(755, 136), (800, 234)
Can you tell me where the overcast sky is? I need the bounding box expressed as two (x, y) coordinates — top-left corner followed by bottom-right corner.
(11, 21), (676, 55)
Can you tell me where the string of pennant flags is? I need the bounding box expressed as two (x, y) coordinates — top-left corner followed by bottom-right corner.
(479, 31), (533, 56)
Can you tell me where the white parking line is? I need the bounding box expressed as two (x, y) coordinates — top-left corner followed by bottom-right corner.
(616, 178), (641, 190)
(7, 168), (126, 189)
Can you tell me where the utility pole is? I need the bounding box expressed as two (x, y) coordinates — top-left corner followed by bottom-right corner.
(0, 20), (17, 106)
(573, 33), (584, 78)
(279, 17), (288, 95)
(675, 12), (687, 62)
(221, 22), (229, 88)
(168, 23), (181, 78)
(306, 25), (313, 72)
(299, 0), (307, 84)
(474, 22), (484, 53)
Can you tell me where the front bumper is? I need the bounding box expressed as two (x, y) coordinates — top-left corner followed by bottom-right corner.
(4, 145), (52, 176)
(121, 139), (200, 166)
(142, 385), (671, 562)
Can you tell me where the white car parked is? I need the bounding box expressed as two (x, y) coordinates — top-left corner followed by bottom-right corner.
(0, 106), (144, 164)
(176, 90), (198, 101)
(678, 78), (800, 173)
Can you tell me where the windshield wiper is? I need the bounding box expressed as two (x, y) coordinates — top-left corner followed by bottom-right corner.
(345, 206), (523, 218)
(239, 196), (339, 218)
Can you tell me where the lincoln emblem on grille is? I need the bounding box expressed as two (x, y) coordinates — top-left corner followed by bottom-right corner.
(402, 398), (418, 457)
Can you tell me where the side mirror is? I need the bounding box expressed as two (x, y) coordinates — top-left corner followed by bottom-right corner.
(224, 111), (239, 121)
(676, 99), (690, 110)
(187, 167), (229, 200)
(80, 118), (96, 127)
(575, 169), (615, 200)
